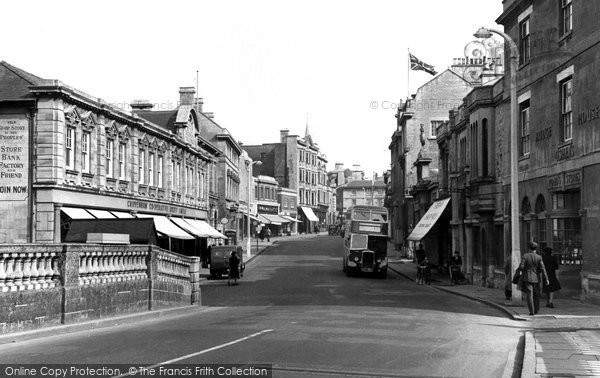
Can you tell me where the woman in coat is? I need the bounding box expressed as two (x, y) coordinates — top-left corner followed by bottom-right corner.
(542, 247), (561, 308)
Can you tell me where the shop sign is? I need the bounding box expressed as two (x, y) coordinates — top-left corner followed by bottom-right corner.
(564, 169), (582, 189)
(548, 173), (563, 191)
(126, 199), (188, 215)
(257, 204), (278, 214)
(0, 116), (28, 201)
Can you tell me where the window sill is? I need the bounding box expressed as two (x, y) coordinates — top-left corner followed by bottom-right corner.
(66, 169), (78, 175)
(82, 172), (94, 178)
(518, 154), (531, 162)
(558, 140), (573, 149)
(518, 61), (530, 71)
(558, 31), (572, 46)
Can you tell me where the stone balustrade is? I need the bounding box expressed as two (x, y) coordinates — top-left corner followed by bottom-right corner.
(0, 244), (200, 334)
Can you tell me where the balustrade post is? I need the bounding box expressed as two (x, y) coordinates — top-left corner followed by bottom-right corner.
(189, 256), (201, 305)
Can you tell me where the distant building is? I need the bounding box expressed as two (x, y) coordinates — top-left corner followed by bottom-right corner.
(339, 180), (386, 215)
(243, 127), (329, 233)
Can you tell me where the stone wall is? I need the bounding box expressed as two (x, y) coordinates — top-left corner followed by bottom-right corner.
(0, 244), (200, 334)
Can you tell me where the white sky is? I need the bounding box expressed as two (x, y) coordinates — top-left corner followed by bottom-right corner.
(1, 0), (503, 177)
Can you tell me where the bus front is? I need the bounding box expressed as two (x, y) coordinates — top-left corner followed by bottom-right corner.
(343, 207), (389, 278)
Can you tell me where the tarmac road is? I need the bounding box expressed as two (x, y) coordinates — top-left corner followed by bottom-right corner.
(0, 235), (523, 377)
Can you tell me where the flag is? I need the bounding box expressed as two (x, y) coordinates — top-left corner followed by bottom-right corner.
(409, 53), (437, 76)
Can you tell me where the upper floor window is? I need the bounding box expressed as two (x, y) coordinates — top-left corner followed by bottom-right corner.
(560, 0), (573, 36)
(66, 127), (75, 169)
(148, 152), (155, 186)
(430, 120), (443, 138)
(82, 131), (91, 174)
(519, 17), (530, 65)
(520, 101), (531, 156)
(118, 143), (126, 180)
(561, 78), (573, 142)
(106, 139), (114, 178)
(138, 149), (145, 184)
(157, 156), (163, 188)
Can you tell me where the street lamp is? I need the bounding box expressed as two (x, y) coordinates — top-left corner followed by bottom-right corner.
(246, 160), (262, 258)
(474, 27), (521, 304)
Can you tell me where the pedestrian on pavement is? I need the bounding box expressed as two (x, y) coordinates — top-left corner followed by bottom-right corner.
(449, 251), (462, 285)
(415, 243), (426, 277)
(519, 241), (549, 316)
(503, 258), (512, 300)
(542, 246), (561, 308)
(266, 228), (271, 242)
(228, 250), (240, 286)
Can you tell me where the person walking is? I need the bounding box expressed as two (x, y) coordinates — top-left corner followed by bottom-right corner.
(449, 251), (463, 285)
(503, 258), (512, 300)
(519, 242), (549, 316)
(415, 243), (426, 281)
(266, 227), (271, 242)
(228, 250), (240, 286)
(542, 247), (561, 308)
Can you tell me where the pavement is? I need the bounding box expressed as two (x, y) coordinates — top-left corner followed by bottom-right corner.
(388, 254), (600, 378)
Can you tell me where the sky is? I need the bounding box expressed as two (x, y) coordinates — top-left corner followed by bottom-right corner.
(1, 0), (503, 177)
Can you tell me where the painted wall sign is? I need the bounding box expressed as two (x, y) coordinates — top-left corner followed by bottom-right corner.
(548, 173), (563, 191)
(556, 144), (574, 161)
(564, 169), (582, 189)
(578, 105), (600, 125)
(0, 117), (28, 201)
(535, 127), (552, 142)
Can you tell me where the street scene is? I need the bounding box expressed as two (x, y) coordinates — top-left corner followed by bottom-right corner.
(2, 0), (600, 377)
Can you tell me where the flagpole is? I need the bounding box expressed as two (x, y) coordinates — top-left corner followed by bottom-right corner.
(407, 48), (410, 99)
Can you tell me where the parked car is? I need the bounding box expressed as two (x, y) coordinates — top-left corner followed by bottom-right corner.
(209, 245), (244, 279)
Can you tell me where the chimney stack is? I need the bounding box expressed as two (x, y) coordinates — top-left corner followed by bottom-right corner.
(130, 99), (154, 111)
(280, 129), (289, 143)
(179, 87), (196, 106)
(194, 97), (203, 112)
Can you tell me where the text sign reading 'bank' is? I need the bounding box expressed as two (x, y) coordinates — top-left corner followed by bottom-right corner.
(0, 116), (28, 201)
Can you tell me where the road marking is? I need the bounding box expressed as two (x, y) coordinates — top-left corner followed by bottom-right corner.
(112, 329), (274, 378)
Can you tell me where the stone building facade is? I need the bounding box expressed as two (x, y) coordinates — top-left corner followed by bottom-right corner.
(0, 62), (216, 249)
(243, 128), (329, 233)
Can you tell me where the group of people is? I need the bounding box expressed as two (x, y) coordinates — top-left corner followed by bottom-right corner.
(511, 242), (561, 316)
(414, 243), (463, 285)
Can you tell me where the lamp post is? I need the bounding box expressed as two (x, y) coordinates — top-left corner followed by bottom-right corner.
(474, 27), (521, 304)
(246, 160), (262, 258)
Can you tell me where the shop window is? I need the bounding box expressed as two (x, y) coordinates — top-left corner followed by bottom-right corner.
(551, 191), (581, 265)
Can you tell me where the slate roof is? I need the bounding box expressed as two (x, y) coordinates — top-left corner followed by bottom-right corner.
(133, 110), (178, 132)
(0, 61), (45, 101)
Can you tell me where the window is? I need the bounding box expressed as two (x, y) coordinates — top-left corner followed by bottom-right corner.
(138, 149), (145, 184)
(561, 78), (573, 141)
(176, 162), (181, 191)
(158, 156), (163, 188)
(520, 101), (530, 156)
(482, 119), (489, 176)
(82, 132), (91, 173)
(106, 139), (114, 177)
(148, 153), (154, 186)
(66, 127), (75, 169)
(519, 18), (530, 65)
(118, 143), (126, 180)
(430, 120), (443, 138)
(560, 0), (573, 36)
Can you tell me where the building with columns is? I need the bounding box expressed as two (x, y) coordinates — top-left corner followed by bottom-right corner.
(0, 61), (221, 256)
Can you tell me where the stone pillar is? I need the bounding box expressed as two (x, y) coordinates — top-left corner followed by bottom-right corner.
(147, 246), (158, 310)
(189, 256), (201, 305)
(54, 203), (62, 243)
(60, 244), (82, 324)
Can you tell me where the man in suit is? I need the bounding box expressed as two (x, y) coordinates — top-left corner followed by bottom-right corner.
(519, 242), (550, 316)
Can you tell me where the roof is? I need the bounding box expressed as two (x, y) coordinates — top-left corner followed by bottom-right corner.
(344, 180), (386, 189)
(0, 61), (46, 101)
(133, 110), (178, 132)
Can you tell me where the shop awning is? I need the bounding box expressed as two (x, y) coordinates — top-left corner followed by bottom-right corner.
(258, 214), (290, 225)
(281, 215), (301, 223)
(61, 207), (95, 219)
(407, 197), (451, 241)
(135, 214), (194, 240)
(185, 219), (227, 239)
(110, 211), (134, 218)
(247, 214), (260, 221)
(170, 217), (211, 238)
(87, 209), (117, 219)
(299, 206), (319, 222)
(64, 218), (157, 244)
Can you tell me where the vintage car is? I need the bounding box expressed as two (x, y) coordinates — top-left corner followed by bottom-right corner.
(209, 245), (244, 279)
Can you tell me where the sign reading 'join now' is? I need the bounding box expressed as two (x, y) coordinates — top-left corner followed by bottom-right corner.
(0, 116), (28, 201)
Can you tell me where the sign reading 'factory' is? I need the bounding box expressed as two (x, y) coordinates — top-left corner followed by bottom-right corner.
(0, 116), (28, 201)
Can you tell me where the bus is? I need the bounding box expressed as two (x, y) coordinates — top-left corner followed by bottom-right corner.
(342, 205), (389, 278)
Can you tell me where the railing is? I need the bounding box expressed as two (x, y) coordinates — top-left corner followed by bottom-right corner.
(79, 247), (148, 285)
(157, 250), (193, 285)
(0, 250), (61, 292)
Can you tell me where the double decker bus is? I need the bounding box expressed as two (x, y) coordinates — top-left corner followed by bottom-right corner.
(342, 205), (389, 278)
